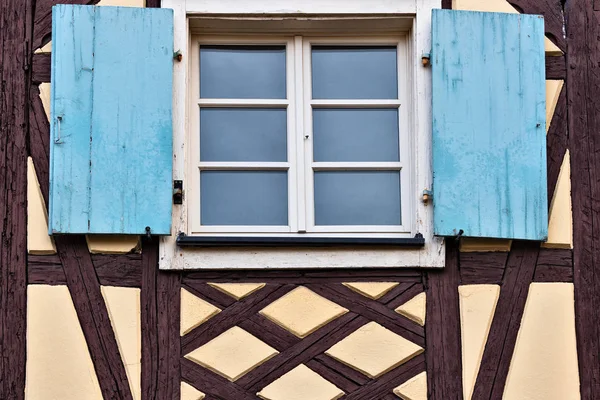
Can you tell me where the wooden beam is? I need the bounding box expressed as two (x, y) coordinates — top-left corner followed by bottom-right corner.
(534, 248), (573, 282)
(426, 242), (463, 399)
(28, 253), (142, 287)
(141, 237), (181, 400)
(509, 0), (566, 52)
(31, 53), (50, 84)
(546, 85), (568, 203)
(471, 241), (540, 399)
(0, 0), (30, 397)
(28, 84), (50, 204)
(459, 251), (508, 285)
(55, 235), (133, 399)
(546, 55), (567, 80)
(565, 0), (600, 397)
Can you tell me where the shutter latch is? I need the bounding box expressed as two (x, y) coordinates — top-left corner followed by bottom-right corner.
(173, 180), (183, 204)
(422, 189), (433, 204)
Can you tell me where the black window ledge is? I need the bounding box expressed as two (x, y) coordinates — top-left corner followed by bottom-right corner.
(176, 233), (425, 248)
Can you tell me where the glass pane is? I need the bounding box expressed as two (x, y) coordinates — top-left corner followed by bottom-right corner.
(200, 108), (287, 162)
(312, 46), (397, 99)
(200, 45), (286, 99)
(201, 171), (288, 225)
(314, 171), (401, 225)
(313, 109), (399, 162)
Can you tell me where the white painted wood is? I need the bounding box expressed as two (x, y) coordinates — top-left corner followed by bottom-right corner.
(160, 0), (187, 270)
(184, 0), (418, 15)
(197, 99), (289, 106)
(312, 162), (403, 170)
(310, 99), (402, 107)
(294, 36), (307, 232)
(159, 0), (446, 269)
(198, 162), (290, 170)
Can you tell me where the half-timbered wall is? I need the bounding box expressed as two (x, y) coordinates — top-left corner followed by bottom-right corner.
(1, 0), (595, 398)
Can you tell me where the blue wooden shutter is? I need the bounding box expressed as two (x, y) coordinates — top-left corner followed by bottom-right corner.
(431, 9), (547, 241)
(49, 5), (173, 235)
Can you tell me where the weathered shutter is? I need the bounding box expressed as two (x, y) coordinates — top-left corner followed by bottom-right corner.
(49, 5), (173, 235)
(431, 9), (547, 240)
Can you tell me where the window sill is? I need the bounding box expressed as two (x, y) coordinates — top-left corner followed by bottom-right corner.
(176, 233), (425, 247)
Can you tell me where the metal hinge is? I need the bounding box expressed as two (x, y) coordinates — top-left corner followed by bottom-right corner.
(173, 180), (183, 204)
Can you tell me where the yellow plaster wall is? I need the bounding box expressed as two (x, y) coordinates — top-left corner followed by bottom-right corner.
(459, 284), (500, 400)
(503, 283), (580, 399)
(102, 286), (142, 400)
(27, 157), (56, 255)
(544, 151), (573, 249)
(26, 285), (103, 400)
(459, 238), (511, 252)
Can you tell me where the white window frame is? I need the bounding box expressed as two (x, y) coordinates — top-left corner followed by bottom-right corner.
(160, 0), (445, 270)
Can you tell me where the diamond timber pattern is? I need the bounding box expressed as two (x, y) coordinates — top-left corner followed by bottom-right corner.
(179, 278), (426, 399)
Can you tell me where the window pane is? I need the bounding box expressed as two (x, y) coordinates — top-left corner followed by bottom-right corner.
(313, 109), (399, 162)
(314, 171), (401, 225)
(200, 108), (287, 162)
(312, 46), (397, 99)
(201, 171), (288, 225)
(200, 45), (286, 99)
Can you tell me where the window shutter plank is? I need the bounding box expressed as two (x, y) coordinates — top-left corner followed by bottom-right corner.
(432, 10), (547, 241)
(49, 5), (173, 235)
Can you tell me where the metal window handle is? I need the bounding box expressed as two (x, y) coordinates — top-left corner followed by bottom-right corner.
(55, 115), (64, 144)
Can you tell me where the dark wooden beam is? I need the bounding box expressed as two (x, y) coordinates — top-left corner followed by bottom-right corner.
(459, 251), (508, 285)
(31, 53), (50, 84)
(28, 253), (142, 287)
(565, 0), (600, 397)
(472, 241), (540, 399)
(546, 55), (567, 80)
(55, 235), (133, 399)
(28, 84), (50, 204)
(426, 242), (463, 399)
(141, 237), (181, 400)
(534, 248), (573, 282)
(509, 0), (566, 52)
(0, 0), (31, 397)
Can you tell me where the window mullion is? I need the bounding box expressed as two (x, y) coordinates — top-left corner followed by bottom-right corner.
(294, 35), (308, 233)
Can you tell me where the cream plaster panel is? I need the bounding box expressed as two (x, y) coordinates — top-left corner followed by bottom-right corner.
(38, 82), (51, 120)
(342, 282), (399, 300)
(180, 288), (221, 336)
(393, 371), (427, 400)
(459, 238), (512, 252)
(503, 283), (580, 400)
(459, 284), (500, 400)
(34, 41), (51, 54)
(185, 326), (278, 381)
(86, 235), (140, 254)
(181, 382), (206, 400)
(260, 287), (348, 338)
(325, 322), (423, 379)
(257, 364), (344, 400)
(452, 0), (562, 55)
(102, 286), (141, 400)
(395, 292), (426, 326)
(543, 151), (573, 249)
(207, 282), (266, 300)
(27, 157), (56, 255)
(26, 285), (103, 400)
(546, 80), (564, 130)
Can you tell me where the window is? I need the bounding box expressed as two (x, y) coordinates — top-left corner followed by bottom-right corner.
(161, 0), (444, 269)
(189, 36), (411, 236)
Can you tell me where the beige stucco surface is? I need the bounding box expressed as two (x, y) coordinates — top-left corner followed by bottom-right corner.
(342, 282), (399, 300)
(207, 282), (266, 300)
(26, 285), (103, 400)
(503, 283), (580, 399)
(102, 286), (141, 400)
(459, 284), (500, 400)
(395, 292), (426, 326)
(180, 288), (221, 336)
(257, 364), (344, 400)
(86, 235), (140, 254)
(393, 371), (427, 400)
(27, 157), (56, 255)
(459, 238), (511, 252)
(181, 382), (206, 400)
(544, 151), (573, 248)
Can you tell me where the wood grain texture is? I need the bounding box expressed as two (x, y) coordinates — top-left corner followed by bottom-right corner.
(0, 0), (30, 397)
(141, 237), (181, 400)
(54, 235), (133, 399)
(534, 248), (573, 282)
(546, 55), (566, 80)
(28, 253), (142, 286)
(432, 10), (547, 240)
(471, 241), (540, 399)
(31, 53), (50, 84)
(565, 0), (600, 397)
(426, 242), (462, 399)
(29, 84), (50, 204)
(459, 251), (508, 285)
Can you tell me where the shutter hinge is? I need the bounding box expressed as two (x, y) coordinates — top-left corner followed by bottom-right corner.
(422, 189), (433, 204)
(421, 52), (431, 67)
(173, 180), (183, 204)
